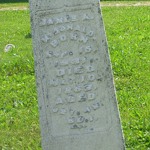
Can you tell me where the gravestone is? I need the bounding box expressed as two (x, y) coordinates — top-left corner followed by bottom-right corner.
(29, 0), (125, 149)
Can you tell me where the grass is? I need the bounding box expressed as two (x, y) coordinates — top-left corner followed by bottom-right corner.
(0, 3), (150, 150)
(102, 6), (150, 149)
(103, 7), (150, 150)
(0, 0), (28, 3)
(0, 10), (41, 149)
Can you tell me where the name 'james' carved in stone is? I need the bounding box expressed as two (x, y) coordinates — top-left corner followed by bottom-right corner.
(29, 0), (125, 149)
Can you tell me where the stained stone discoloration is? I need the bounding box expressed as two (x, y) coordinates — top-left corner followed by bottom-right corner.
(29, 0), (125, 149)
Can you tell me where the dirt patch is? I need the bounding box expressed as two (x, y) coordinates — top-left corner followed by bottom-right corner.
(0, 2), (150, 11)
(0, 6), (28, 11)
(101, 2), (150, 7)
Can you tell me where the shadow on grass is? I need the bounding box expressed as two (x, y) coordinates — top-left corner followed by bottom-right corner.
(0, 0), (28, 3)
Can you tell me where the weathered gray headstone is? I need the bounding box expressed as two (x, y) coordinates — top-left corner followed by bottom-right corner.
(29, 0), (125, 149)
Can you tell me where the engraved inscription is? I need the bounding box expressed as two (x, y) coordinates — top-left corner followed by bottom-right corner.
(37, 7), (110, 137)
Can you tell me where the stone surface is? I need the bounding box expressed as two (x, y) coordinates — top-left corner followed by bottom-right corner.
(29, 0), (125, 149)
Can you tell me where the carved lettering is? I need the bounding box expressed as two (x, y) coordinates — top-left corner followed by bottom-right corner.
(74, 66), (84, 74)
(60, 35), (67, 41)
(79, 35), (88, 43)
(83, 14), (94, 20)
(60, 108), (67, 115)
(37, 9), (109, 135)
(57, 69), (65, 76)
(56, 97), (63, 105)
(50, 40), (59, 47)
(71, 33), (78, 40)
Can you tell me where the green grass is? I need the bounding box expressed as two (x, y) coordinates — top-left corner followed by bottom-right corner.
(102, 6), (150, 149)
(0, 4), (150, 150)
(101, 1), (150, 5)
(0, 0), (28, 3)
(0, 10), (41, 149)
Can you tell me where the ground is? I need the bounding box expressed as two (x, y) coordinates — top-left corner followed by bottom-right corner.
(0, 1), (150, 11)
(0, 2), (149, 149)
